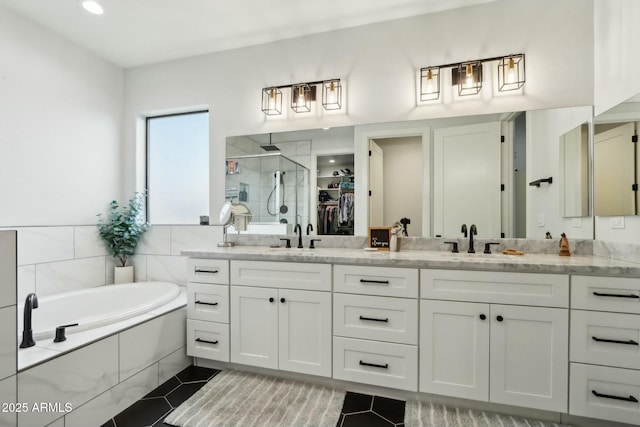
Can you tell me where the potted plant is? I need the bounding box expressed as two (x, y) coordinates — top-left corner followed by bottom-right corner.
(97, 192), (150, 284)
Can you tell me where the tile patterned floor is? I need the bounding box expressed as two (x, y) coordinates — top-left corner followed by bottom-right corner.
(102, 366), (406, 427)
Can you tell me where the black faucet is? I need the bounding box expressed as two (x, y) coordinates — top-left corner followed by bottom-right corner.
(294, 224), (303, 248)
(306, 224), (313, 235)
(468, 224), (478, 253)
(461, 224), (468, 238)
(20, 293), (38, 348)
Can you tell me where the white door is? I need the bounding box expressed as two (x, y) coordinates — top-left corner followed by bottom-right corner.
(420, 300), (490, 401)
(433, 122), (502, 238)
(230, 286), (278, 369)
(594, 122), (635, 216)
(278, 289), (332, 377)
(490, 305), (568, 412)
(369, 139), (384, 226)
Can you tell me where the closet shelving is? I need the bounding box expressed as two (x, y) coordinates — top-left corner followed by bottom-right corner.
(317, 155), (354, 235)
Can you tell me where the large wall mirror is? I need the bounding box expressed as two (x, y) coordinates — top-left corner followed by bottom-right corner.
(226, 107), (594, 239)
(593, 96), (640, 216)
(559, 122), (589, 218)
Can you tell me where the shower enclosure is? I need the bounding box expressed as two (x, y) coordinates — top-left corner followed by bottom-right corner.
(225, 153), (309, 229)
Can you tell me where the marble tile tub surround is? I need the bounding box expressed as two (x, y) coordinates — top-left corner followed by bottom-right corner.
(0, 224), (223, 302)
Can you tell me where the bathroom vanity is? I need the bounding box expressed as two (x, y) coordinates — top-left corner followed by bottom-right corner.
(183, 247), (640, 426)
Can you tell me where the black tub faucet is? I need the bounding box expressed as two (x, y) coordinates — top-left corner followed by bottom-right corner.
(461, 224), (468, 238)
(294, 224), (303, 248)
(468, 224), (478, 253)
(20, 293), (38, 349)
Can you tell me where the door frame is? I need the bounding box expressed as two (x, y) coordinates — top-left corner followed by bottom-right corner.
(354, 123), (431, 236)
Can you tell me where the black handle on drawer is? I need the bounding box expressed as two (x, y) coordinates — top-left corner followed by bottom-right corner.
(359, 279), (390, 284)
(479, 314), (486, 320)
(496, 315), (504, 322)
(359, 315), (389, 323)
(269, 297), (275, 303)
(280, 297), (286, 303)
(195, 338), (219, 345)
(592, 292), (639, 299)
(592, 390), (639, 403)
(359, 360), (388, 369)
(592, 336), (639, 346)
(195, 268), (219, 274)
(195, 301), (219, 306)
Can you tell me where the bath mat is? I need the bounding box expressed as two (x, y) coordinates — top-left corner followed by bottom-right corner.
(164, 370), (345, 427)
(404, 400), (571, 427)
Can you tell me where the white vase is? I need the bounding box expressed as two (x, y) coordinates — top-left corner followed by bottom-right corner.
(114, 266), (134, 284)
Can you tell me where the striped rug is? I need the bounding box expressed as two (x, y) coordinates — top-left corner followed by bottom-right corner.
(405, 401), (571, 427)
(164, 370), (345, 427)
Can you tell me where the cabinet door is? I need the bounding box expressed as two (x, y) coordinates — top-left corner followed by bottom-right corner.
(278, 289), (331, 377)
(419, 300), (490, 401)
(230, 286), (278, 369)
(490, 305), (568, 412)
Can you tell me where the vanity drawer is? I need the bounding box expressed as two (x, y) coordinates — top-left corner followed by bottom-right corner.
(334, 265), (418, 298)
(570, 310), (640, 370)
(333, 337), (418, 391)
(187, 283), (229, 323)
(187, 319), (229, 362)
(187, 258), (229, 285)
(333, 294), (418, 345)
(231, 260), (331, 291)
(421, 269), (569, 307)
(570, 363), (640, 426)
(571, 276), (640, 314)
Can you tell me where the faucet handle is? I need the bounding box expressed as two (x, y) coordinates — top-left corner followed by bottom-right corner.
(309, 239), (322, 249)
(279, 238), (291, 248)
(444, 241), (459, 253)
(483, 242), (500, 254)
(54, 323), (79, 343)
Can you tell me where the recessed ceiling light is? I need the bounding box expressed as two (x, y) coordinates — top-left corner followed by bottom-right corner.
(322, 127), (330, 130)
(329, 159), (335, 163)
(81, 0), (104, 15)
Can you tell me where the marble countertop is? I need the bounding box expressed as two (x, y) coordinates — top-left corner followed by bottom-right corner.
(183, 246), (640, 276)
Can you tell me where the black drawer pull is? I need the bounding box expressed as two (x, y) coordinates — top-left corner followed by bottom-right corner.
(592, 390), (638, 403)
(359, 279), (390, 284)
(195, 301), (219, 306)
(592, 292), (639, 299)
(592, 336), (639, 346)
(195, 338), (219, 345)
(359, 315), (389, 323)
(359, 360), (388, 369)
(195, 268), (219, 274)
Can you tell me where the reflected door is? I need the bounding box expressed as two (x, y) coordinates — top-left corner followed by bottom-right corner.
(594, 122), (636, 216)
(433, 122), (502, 238)
(369, 140), (384, 226)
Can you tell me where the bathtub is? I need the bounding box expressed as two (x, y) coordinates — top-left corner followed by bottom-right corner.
(18, 281), (181, 340)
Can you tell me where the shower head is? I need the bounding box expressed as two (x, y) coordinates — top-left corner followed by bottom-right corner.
(261, 132), (280, 152)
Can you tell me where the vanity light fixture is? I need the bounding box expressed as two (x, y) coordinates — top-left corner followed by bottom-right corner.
(80, 0), (104, 14)
(261, 79), (342, 116)
(419, 53), (525, 101)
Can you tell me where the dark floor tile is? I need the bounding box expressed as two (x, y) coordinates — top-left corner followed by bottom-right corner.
(145, 376), (181, 398)
(176, 365), (219, 383)
(100, 419), (116, 427)
(113, 397), (172, 427)
(342, 411), (395, 427)
(153, 416), (178, 427)
(372, 395), (405, 424)
(166, 382), (208, 407)
(341, 392), (373, 414)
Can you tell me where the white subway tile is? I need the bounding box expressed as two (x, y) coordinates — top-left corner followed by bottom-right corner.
(0, 307), (16, 380)
(18, 265), (36, 305)
(137, 226), (171, 255)
(17, 227), (74, 266)
(158, 346), (191, 384)
(146, 255), (187, 285)
(36, 257), (106, 297)
(74, 226), (107, 258)
(170, 225), (222, 255)
(64, 363), (159, 427)
(0, 376), (17, 427)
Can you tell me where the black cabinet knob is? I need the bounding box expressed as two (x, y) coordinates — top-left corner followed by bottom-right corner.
(269, 297), (274, 303)
(479, 314), (486, 320)
(496, 315), (504, 322)
(280, 297), (286, 303)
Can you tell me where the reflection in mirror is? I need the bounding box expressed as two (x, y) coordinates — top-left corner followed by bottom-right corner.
(593, 99), (640, 217)
(559, 123), (589, 218)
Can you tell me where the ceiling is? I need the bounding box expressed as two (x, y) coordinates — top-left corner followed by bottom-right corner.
(0, 0), (498, 68)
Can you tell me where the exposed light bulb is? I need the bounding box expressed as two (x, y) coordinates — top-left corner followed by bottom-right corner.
(268, 89), (276, 111)
(506, 57), (516, 84)
(81, 0), (104, 14)
(425, 69), (435, 93)
(464, 64), (474, 88)
(326, 81), (337, 104)
(297, 86), (306, 106)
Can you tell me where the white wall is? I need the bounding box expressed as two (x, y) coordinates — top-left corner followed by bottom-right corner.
(123, 0), (595, 224)
(0, 5), (124, 226)
(594, 0), (640, 115)
(527, 106), (594, 239)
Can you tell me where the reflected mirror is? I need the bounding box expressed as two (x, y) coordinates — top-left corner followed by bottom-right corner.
(559, 123), (589, 218)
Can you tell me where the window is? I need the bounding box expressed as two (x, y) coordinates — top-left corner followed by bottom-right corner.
(147, 111), (209, 224)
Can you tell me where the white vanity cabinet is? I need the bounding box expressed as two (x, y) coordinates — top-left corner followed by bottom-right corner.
(229, 260), (332, 377)
(420, 269), (569, 413)
(569, 275), (640, 425)
(333, 265), (419, 391)
(186, 259), (231, 362)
